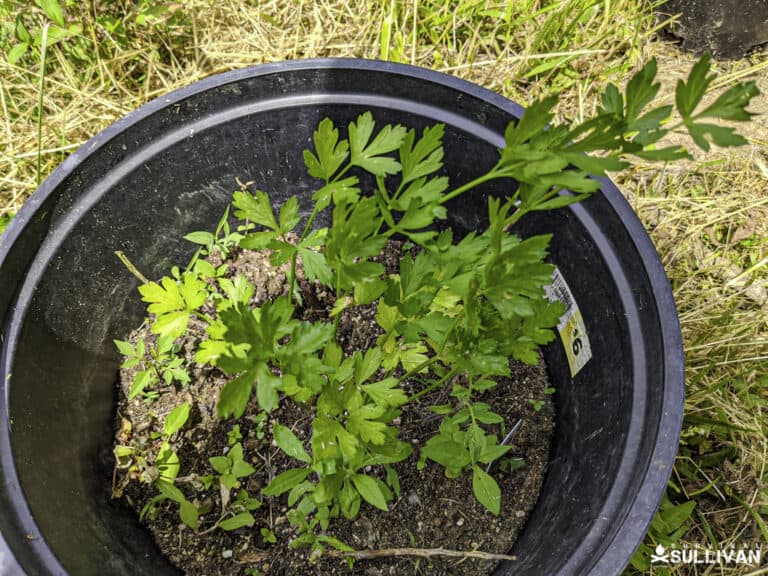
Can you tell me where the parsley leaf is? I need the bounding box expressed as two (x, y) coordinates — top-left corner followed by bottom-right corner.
(349, 112), (407, 176)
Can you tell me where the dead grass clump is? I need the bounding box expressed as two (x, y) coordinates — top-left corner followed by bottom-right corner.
(618, 156), (768, 568)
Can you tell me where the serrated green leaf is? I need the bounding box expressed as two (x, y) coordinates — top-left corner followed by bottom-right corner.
(304, 117), (349, 182)
(633, 146), (690, 162)
(558, 152), (627, 176)
(395, 175), (449, 210)
(316, 535), (355, 552)
(399, 124), (445, 184)
(698, 81), (759, 121)
(351, 474), (389, 511)
(472, 466), (501, 515)
(311, 177), (360, 211)
(218, 512), (255, 531)
(163, 402), (190, 436)
(273, 422), (311, 463)
(151, 310), (190, 339)
(349, 112), (407, 176)
(353, 348), (382, 385)
(362, 378), (408, 407)
(529, 192), (589, 212)
(239, 230), (279, 250)
(601, 84), (623, 116)
(263, 468), (311, 496)
(195, 339), (229, 365)
(278, 197), (301, 233)
(687, 122), (748, 152)
(290, 321), (335, 355)
(140, 276), (184, 315)
(114, 339), (136, 357)
(232, 190), (278, 230)
(676, 54), (715, 119)
(504, 96), (558, 148)
(216, 371), (257, 419)
(298, 247), (333, 285)
(625, 59), (660, 122)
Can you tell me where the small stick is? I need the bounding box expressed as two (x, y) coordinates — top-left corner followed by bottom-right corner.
(486, 418), (523, 473)
(115, 250), (150, 284)
(326, 547), (517, 562)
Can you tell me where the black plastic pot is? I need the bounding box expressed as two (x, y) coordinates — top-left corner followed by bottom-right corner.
(659, 0), (768, 58)
(0, 59), (684, 576)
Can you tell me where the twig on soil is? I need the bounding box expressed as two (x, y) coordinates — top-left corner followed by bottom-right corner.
(115, 250), (150, 284)
(325, 547), (517, 562)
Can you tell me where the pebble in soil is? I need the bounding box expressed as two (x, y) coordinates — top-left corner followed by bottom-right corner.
(112, 241), (555, 576)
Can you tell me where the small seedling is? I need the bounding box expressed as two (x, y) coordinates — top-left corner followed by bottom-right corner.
(139, 402), (199, 531)
(260, 527), (277, 544)
(114, 334), (190, 400)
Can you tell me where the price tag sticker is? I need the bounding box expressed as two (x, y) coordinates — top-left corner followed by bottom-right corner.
(545, 268), (592, 377)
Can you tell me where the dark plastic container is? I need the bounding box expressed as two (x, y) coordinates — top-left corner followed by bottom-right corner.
(660, 0), (768, 58)
(0, 59), (684, 576)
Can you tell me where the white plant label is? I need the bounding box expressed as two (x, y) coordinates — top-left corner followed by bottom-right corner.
(545, 268), (592, 377)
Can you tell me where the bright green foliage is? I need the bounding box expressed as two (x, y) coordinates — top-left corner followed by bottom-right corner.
(201, 438), (262, 532)
(208, 441), (256, 490)
(116, 54), (757, 554)
(138, 272), (207, 338)
(114, 334), (190, 399)
(675, 54), (759, 151)
(139, 401), (198, 530)
(184, 206), (242, 275)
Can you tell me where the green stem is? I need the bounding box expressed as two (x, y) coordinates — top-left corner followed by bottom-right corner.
(291, 197), (325, 304)
(409, 367), (458, 401)
(398, 356), (440, 382)
(438, 168), (506, 205)
(193, 310), (215, 324)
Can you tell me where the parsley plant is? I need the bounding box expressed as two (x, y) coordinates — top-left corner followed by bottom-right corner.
(116, 55), (757, 549)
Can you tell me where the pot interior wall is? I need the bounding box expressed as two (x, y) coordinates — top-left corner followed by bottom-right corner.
(0, 63), (677, 576)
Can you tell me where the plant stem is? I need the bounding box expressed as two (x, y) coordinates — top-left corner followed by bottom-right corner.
(439, 168), (505, 205)
(115, 250), (150, 284)
(36, 24), (49, 187)
(398, 356), (439, 382)
(193, 311), (215, 324)
(325, 546), (517, 562)
(409, 367), (458, 401)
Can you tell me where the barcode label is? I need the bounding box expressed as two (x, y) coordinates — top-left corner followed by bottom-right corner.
(547, 270), (576, 329)
(545, 268), (592, 377)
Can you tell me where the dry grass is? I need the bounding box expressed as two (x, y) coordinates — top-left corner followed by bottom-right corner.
(617, 153), (768, 573)
(1, 1), (767, 573)
(0, 0), (658, 218)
